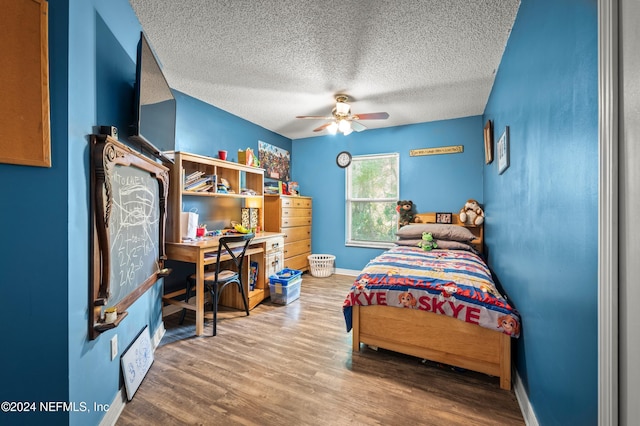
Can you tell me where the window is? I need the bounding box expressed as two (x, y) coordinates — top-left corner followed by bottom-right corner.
(346, 153), (399, 248)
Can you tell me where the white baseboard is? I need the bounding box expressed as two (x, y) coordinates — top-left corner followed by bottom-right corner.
(151, 320), (166, 348)
(99, 386), (126, 426)
(99, 318), (165, 426)
(334, 268), (360, 276)
(514, 368), (539, 426)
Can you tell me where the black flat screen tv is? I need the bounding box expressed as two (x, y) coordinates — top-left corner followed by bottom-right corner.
(130, 32), (176, 164)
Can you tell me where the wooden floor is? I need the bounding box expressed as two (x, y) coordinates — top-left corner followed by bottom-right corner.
(117, 274), (525, 426)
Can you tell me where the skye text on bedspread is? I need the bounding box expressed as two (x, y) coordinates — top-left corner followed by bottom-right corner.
(345, 291), (482, 325)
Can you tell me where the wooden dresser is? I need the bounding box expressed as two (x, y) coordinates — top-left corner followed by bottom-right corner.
(264, 195), (312, 272)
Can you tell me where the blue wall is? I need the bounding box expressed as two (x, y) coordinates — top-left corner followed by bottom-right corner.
(0, 0), (71, 424)
(0, 1), (292, 425)
(482, 0), (598, 424)
(292, 116), (485, 270)
(174, 91), (291, 158)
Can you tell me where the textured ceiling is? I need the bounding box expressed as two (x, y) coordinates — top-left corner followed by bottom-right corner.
(129, 0), (520, 140)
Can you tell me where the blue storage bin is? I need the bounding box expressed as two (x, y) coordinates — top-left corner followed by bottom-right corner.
(269, 268), (302, 285)
(269, 269), (303, 305)
(269, 277), (301, 305)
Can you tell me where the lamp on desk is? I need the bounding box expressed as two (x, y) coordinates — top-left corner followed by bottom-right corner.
(241, 197), (260, 231)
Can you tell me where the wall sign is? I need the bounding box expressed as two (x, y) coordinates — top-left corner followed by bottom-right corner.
(409, 145), (464, 157)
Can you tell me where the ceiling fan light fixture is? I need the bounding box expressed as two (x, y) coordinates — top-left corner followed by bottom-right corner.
(297, 94), (388, 136)
(336, 101), (350, 116)
(338, 119), (351, 133)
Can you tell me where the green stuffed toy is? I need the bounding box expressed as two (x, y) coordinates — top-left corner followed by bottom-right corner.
(419, 232), (438, 251)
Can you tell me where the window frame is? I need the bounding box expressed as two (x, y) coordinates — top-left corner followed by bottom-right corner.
(345, 152), (399, 249)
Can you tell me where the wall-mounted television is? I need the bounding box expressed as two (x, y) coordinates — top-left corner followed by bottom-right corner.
(130, 32), (176, 164)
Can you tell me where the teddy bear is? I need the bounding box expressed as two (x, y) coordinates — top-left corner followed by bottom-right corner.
(396, 200), (419, 227)
(459, 199), (485, 226)
(419, 232), (438, 251)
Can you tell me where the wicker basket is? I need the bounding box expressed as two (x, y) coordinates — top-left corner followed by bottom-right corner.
(307, 254), (336, 278)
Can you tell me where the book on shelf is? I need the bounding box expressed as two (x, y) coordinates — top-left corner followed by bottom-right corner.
(264, 180), (281, 195)
(184, 170), (205, 185)
(193, 184), (213, 193)
(184, 174), (217, 192)
(184, 177), (209, 190)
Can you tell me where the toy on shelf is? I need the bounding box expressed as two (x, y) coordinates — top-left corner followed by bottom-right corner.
(396, 200), (419, 227)
(459, 199), (485, 226)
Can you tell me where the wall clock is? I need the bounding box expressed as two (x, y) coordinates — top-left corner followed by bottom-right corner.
(336, 151), (352, 168)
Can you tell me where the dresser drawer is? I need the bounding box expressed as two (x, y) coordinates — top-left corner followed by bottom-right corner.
(264, 236), (284, 253)
(282, 216), (312, 227)
(292, 198), (312, 208)
(284, 253), (310, 271)
(282, 207), (312, 218)
(280, 197), (312, 208)
(284, 239), (311, 258)
(282, 226), (311, 243)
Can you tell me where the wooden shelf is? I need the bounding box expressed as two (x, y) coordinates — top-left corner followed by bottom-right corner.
(166, 151), (265, 243)
(93, 311), (129, 332)
(182, 191), (260, 199)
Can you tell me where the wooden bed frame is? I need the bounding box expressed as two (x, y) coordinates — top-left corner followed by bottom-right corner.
(351, 213), (512, 390)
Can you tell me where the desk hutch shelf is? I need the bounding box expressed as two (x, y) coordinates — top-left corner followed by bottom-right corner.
(165, 151), (265, 243)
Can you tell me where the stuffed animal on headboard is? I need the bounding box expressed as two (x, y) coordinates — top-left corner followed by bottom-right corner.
(396, 200), (420, 227)
(459, 199), (485, 226)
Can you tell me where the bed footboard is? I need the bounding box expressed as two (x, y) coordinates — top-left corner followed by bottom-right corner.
(351, 305), (512, 390)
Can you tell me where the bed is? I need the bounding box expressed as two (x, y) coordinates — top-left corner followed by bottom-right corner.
(343, 213), (520, 390)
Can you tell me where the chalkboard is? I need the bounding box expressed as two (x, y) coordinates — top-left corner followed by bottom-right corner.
(90, 135), (169, 338)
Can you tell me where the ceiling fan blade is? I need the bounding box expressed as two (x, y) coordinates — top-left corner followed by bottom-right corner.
(350, 121), (367, 132)
(296, 115), (334, 120)
(352, 112), (389, 120)
(313, 122), (333, 132)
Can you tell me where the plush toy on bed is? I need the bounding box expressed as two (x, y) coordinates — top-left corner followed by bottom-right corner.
(396, 200), (420, 227)
(419, 232), (438, 251)
(459, 199), (485, 226)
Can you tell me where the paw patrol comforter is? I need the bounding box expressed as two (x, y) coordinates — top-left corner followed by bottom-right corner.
(343, 246), (521, 337)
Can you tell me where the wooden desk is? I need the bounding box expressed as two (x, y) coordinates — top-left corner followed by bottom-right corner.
(163, 232), (284, 336)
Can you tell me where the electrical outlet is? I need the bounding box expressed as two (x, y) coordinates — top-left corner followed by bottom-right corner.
(110, 335), (118, 361)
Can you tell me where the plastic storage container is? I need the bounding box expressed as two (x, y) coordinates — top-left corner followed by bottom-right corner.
(307, 254), (336, 278)
(269, 269), (303, 305)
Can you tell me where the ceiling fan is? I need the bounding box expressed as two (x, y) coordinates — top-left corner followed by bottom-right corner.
(296, 95), (389, 135)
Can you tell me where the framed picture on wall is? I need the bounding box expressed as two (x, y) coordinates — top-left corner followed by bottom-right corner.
(258, 140), (291, 181)
(497, 126), (510, 174)
(484, 120), (493, 164)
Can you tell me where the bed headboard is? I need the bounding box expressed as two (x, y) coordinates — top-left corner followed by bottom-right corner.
(414, 212), (484, 253)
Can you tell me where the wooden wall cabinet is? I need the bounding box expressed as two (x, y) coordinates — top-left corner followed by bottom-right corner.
(166, 151), (264, 242)
(264, 195), (312, 272)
